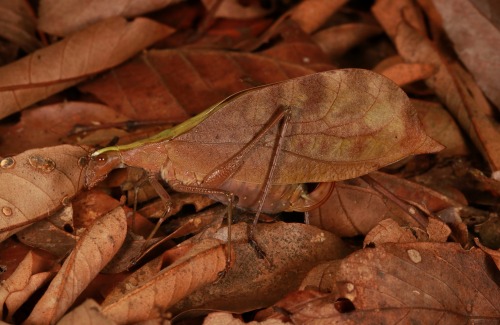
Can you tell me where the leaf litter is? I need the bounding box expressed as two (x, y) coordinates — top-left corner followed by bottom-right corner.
(0, 1), (499, 324)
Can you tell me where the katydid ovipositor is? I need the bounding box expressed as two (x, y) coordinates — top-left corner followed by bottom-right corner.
(85, 69), (443, 268)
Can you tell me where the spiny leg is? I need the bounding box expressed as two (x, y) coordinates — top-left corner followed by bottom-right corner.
(248, 109), (292, 259)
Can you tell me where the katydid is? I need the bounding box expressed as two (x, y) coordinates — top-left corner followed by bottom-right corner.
(85, 69), (443, 270)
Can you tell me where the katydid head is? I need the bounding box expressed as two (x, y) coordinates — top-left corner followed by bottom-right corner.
(85, 149), (124, 188)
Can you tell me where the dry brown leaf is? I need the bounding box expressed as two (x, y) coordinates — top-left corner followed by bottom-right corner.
(394, 21), (500, 179)
(309, 171), (459, 237)
(475, 238), (500, 271)
(0, 145), (88, 239)
(79, 49), (316, 120)
(171, 222), (350, 314)
(290, 243), (500, 323)
(101, 238), (227, 324)
(412, 99), (469, 157)
(432, 0), (500, 111)
(363, 217), (451, 246)
(290, 0), (348, 34)
(0, 102), (131, 156)
(313, 23), (383, 58)
(204, 311), (289, 325)
(202, 0), (272, 20)
(374, 58), (436, 86)
(57, 299), (114, 325)
(16, 205), (78, 258)
(0, 0), (40, 52)
(0, 17), (174, 120)
(24, 207), (127, 325)
(372, 0), (427, 39)
(0, 251), (55, 321)
(38, 0), (182, 36)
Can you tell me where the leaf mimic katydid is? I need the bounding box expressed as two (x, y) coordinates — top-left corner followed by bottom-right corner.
(85, 69), (443, 271)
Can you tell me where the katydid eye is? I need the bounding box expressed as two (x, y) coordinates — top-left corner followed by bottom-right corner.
(95, 155), (108, 165)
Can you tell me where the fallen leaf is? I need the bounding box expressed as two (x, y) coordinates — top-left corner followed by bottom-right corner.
(24, 206), (127, 325)
(79, 49), (316, 120)
(0, 17), (174, 120)
(374, 58), (436, 87)
(394, 21), (500, 179)
(372, 0), (427, 39)
(0, 145), (88, 239)
(204, 311), (289, 324)
(57, 299), (114, 325)
(289, 243), (500, 323)
(171, 222), (350, 314)
(0, 102), (131, 156)
(313, 23), (383, 58)
(101, 238), (227, 324)
(432, 0), (500, 111)
(0, 0), (40, 52)
(290, 0), (348, 34)
(0, 251), (55, 321)
(38, 0), (183, 36)
(201, 0), (272, 19)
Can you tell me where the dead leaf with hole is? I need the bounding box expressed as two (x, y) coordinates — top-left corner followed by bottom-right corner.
(0, 145), (88, 241)
(38, 0), (183, 36)
(283, 243), (500, 323)
(0, 17), (174, 120)
(24, 206), (127, 325)
(171, 222), (350, 314)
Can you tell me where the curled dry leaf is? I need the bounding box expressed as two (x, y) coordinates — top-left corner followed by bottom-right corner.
(394, 21), (500, 179)
(313, 23), (383, 58)
(374, 60), (436, 87)
(38, 0), (183, 36)
(202, 0), (272, 19)
(0, 0), (40, 52)
(371, 0), (427, 39)
(432, 0), (500, 111)
(290, 243), (500, 323)
(289, 0), (348, 34)
(171, 222), (350, 314)
(24, 206), (127, 325)
(0, 17), (174, 120)
(57, 299), (114, 325)
(101, 238), (227, 324)
(0, 145), (88, 240)
(0, 251), (55, 321)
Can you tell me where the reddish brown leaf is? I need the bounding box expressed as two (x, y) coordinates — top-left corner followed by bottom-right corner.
(24, 207), (127, 325)
(0, 102), (132, 156)
(393, 21), (500, 179)
(201, 0), (272, 19)
(432, 0), (500, 111)
(372, 0), (427, 39)
(412, 99), (470, 157)
(290, 0), (348, 34)
(0, 145), (88, 239)
(79, 49), (316, 120)
(171, 222), (350, 314)
(0, 0), (40, 53)
(290, 243), (500, 323)
(57, 299), (114, 325)
(373, 56), (436, 87)
(101, 238), (227, 324)
(0, 251), (55, 321)
(313, 23), (383, 58)
(38, 0), (182, 36)
(0, 17), (174, 120)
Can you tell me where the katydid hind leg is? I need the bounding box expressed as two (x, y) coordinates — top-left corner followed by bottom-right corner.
(168, 182), (235, 277)
(248, 109), (292, 260)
